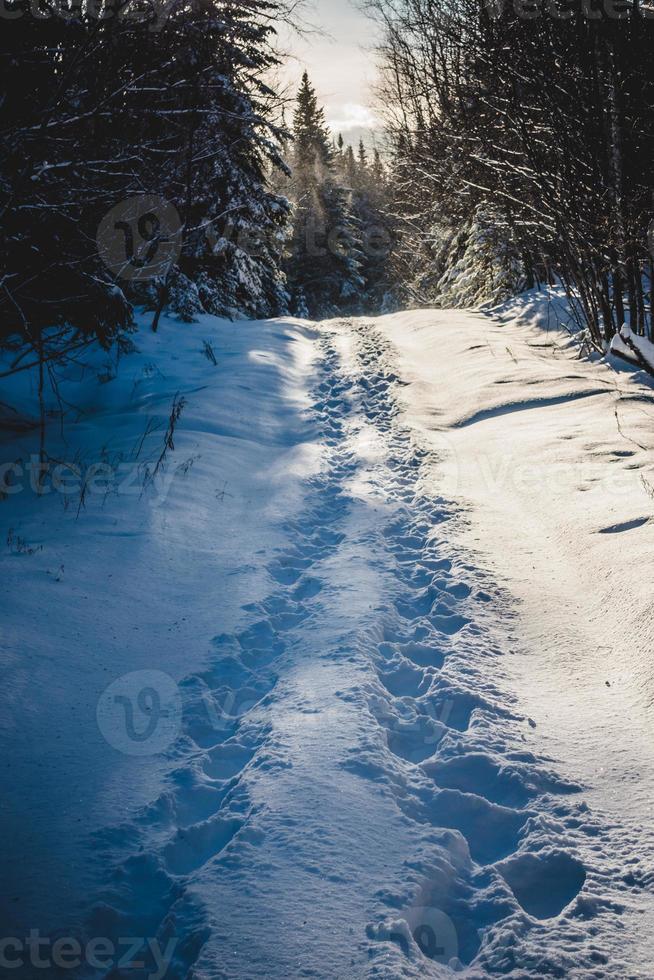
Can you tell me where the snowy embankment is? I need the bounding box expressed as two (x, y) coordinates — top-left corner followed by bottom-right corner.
(1, 301), (653, 978)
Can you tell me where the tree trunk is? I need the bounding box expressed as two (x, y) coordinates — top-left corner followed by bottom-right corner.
(606, 37), (632, 331)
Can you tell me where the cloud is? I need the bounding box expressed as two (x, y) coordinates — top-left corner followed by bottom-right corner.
(327, 103), (379, 134)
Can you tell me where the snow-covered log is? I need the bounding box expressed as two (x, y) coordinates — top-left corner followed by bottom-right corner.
(610, 324), (654, 376)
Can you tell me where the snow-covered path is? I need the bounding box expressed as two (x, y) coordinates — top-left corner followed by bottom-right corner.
(2, 308), (654, 978)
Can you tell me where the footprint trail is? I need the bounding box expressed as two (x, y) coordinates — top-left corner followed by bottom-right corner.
(82, 319), (644, 979)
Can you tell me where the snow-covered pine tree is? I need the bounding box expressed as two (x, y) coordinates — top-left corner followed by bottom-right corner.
(337, 141), (395, 312)
(0, 0), (296, 463)
(285, 72), (363, 317)
(0, 0), (292, 369)
(419, 210), (525, 309)
(121, 0), (292, 324)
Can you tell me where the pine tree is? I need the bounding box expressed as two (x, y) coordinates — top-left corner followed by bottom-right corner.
(357, 140), (369, 177)
(0, 11), (134, 356)
(0, 0), (294, 456)
(345, 143), (395, 311)
(292, 72), (334, 177)
(285, 73), (363, 317)
(160, 0), (291, 322)
(0, 0), (292, 358)
(371, 149), (385, 188)
(343, 145), (358, 188)
(0, 7), (135, 460)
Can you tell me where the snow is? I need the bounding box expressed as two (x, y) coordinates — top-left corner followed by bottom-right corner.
(610, 323), (654, 374)
(0, 313), (321, 947)
(1, 300), (654, 977)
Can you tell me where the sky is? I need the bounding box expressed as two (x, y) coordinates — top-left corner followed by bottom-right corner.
(278, 0), (382, 146)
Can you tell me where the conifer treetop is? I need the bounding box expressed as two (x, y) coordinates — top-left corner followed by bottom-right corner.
(292, 71), (333, 170)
